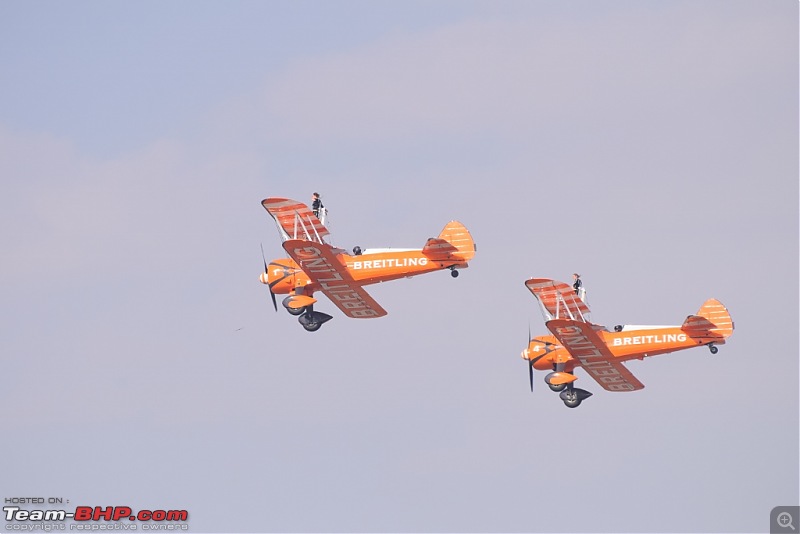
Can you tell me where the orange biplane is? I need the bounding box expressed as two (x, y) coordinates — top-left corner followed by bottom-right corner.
(521, 278), (734, 408)
(259, 197), (476, 332)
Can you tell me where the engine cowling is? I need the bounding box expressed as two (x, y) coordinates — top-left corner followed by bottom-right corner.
(260, 257), (301, 294)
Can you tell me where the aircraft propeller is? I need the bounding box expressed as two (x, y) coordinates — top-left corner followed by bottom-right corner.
(528, 323), (535, 392)
(528, 358), (535, 392)
(261, 244), (277, 312)
(525, 322), (554, 393)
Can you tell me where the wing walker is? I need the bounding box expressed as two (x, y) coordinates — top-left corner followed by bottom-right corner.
(521, 278), (734, 408)
(259, 197), (476, 332)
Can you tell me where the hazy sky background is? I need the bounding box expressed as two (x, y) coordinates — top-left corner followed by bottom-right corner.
(1, 1), (797, 532)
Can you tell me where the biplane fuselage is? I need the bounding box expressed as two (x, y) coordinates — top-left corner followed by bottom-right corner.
(528, 327), (723, 374)
(260, 197), (475, 330)
(522, 278), (734, 406)
(268, 248), (460, 295)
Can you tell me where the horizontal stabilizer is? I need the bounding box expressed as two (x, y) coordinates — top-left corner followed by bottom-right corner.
(422, 238), (458, 260)
(681, 315), (715, 332)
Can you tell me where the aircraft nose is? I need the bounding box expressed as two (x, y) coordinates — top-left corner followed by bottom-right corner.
(259, 272), (269, 284)
(521, 348), (530, 360)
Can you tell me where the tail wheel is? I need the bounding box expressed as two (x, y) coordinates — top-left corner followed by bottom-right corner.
(709, 344), (718, 354)
(450, 269), (459, 278)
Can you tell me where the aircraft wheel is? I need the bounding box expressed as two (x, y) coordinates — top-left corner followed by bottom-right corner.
(562, 391), (582, 408)
(548, 382), (566, 392)
(450, 269), (459, 278)
(298, 310), (332, 332)
(302, 321), (322, 332)
(286, 306), (305, 316)
(709, 345), (718, 354)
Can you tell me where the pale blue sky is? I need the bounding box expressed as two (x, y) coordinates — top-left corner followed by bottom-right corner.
(1, 1), (797, 532)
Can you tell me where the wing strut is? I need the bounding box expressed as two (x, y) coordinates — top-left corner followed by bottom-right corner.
(305, 213), (323, 243)
(262, 198), (331, 244)
(526, 278), (592, 323)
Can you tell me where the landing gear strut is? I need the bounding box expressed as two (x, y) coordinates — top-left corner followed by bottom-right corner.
(544, 366), (592, 407)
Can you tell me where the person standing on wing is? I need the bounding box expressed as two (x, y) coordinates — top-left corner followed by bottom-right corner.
(573, 273), (583, 296)
(311, 192), (324, 218)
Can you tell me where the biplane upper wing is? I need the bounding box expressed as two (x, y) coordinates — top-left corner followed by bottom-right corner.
(282, 239), (387, 319)
(262, 197), (330, 243)
(525, 278), (591, 322)
(546, 318), (645, 392)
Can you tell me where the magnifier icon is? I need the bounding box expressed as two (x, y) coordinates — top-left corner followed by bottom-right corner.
(778, 512), (796, 530)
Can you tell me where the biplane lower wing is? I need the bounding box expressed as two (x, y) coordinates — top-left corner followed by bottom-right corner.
(546, 319), (645, 392)
(526, 278), (591, 322)
(262, 197), (330, 243)
(282, 239), (387, 319)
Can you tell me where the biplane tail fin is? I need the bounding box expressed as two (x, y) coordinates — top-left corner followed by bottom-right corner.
(422, 221), (476, 263)
(681, 298), (734, 342)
